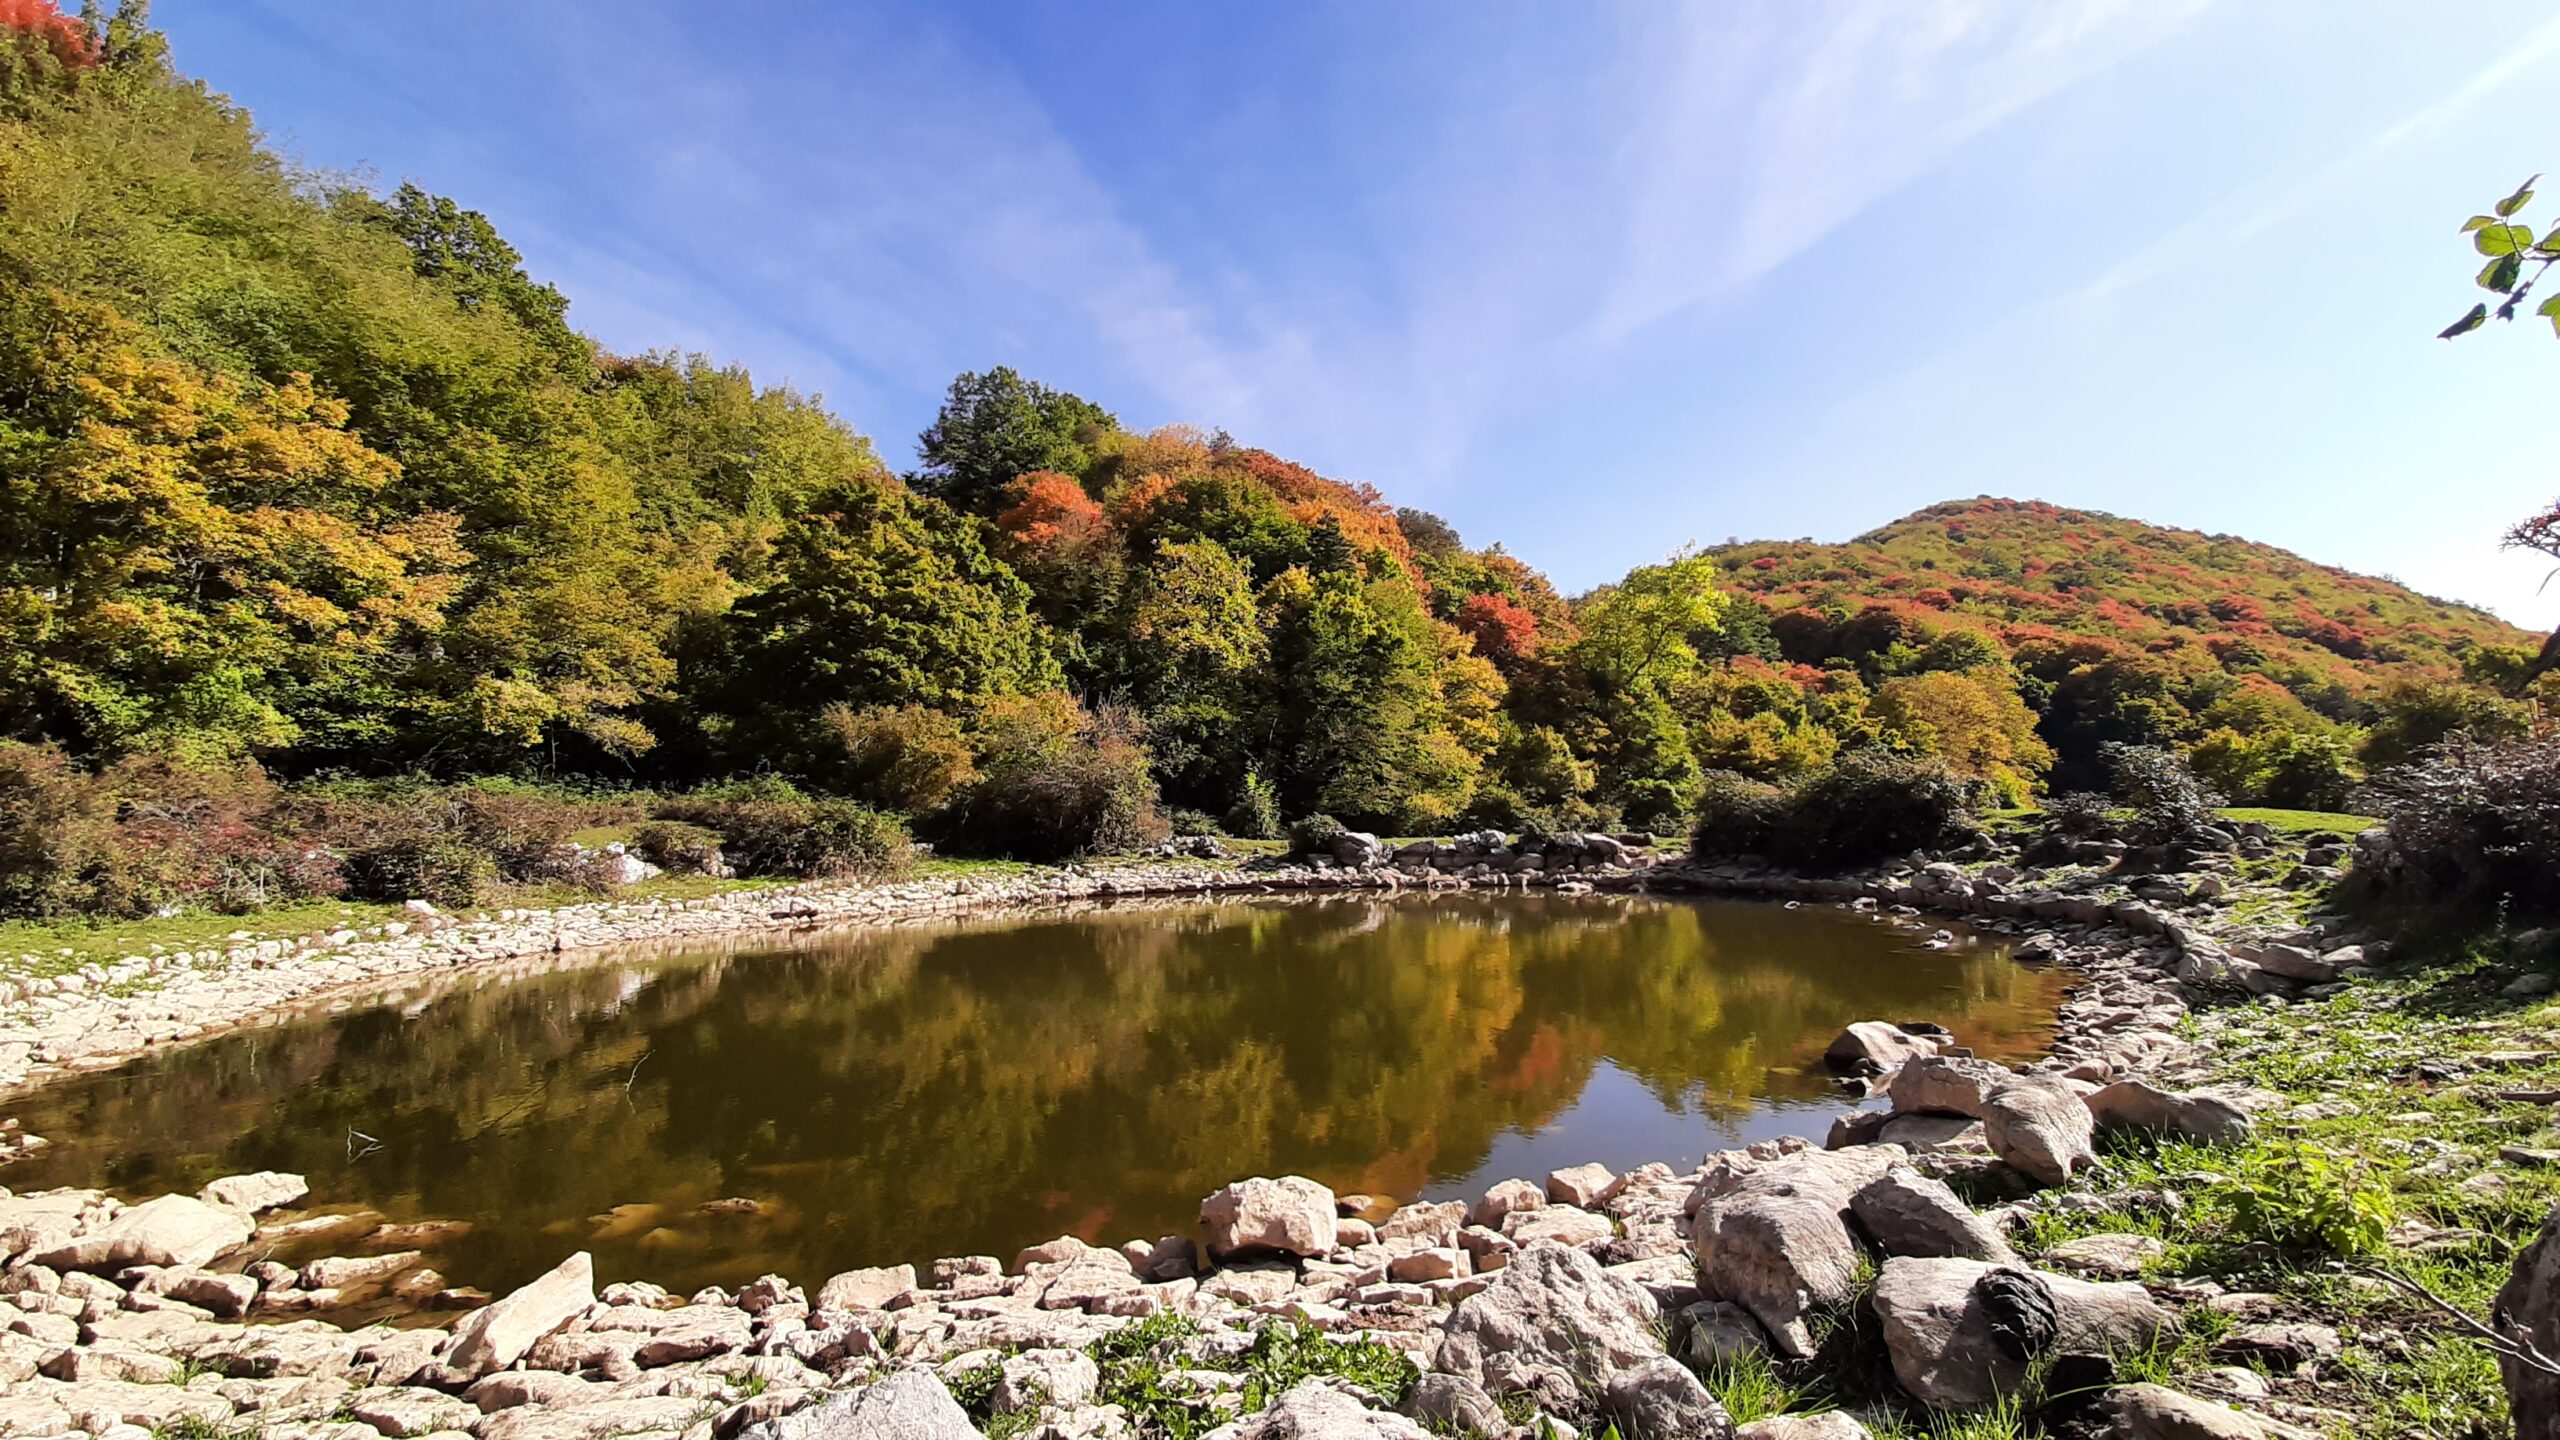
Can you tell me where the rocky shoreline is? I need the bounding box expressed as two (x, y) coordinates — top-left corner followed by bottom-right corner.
(0, 823), (2423, 1438)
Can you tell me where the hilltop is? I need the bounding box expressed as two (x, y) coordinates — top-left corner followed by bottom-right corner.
(1712, 497), (2533, 700)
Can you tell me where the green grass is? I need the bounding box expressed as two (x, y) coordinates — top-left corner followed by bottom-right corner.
(2215, 807), (2377, 834)
(1084, 1315), (1416, 1440)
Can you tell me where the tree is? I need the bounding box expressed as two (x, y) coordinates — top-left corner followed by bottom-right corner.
(914, 367), (1115, 517)
(1871, 669), (2054, 801)
(1115, 539), (1266, 806)
(1259, 568), (1482, 828)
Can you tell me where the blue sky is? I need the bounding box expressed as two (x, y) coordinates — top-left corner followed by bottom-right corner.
(159, 1), (2560, 630)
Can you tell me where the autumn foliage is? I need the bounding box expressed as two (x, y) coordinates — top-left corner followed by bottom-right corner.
(0, 0), (91, 68)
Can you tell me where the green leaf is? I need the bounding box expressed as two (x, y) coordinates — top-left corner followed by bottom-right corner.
(2537, 225), (2560, 256)
(2463, 215), (2497, 232)
(2541, 293), (2560, 337)
(2498, 175), (2543, 217)
(2480, 255), (2524, 292)
(2476, 224), (2533, 256)
(2440, 303), (2489, 339)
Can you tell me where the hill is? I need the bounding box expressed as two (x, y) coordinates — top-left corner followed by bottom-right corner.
(1714, 497), (2533, 701)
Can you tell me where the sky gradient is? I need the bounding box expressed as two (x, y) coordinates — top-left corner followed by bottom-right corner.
(157, 1), (2560, 629)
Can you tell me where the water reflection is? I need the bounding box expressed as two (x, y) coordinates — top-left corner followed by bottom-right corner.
(8, 894), (2062, 1295)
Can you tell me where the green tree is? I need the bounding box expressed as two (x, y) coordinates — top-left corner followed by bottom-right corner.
(1116, 539), (1266, 807)
(914, 367), (1116, 517)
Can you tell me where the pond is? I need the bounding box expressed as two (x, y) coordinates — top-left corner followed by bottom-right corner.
(6, 893), (2064, 1298)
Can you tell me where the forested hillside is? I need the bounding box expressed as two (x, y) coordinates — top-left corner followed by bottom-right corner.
(0, 4), (2549, 918)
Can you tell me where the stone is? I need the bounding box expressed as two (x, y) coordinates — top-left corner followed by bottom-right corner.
(1602, 1355), (1735, 1439)
(1386, 1248), (1466, 1283)
(1735, 1416), (1873, 1440)
(344, 1386), (478, 1438)
(2046, 1233), (2165, 1280)
(631, 1305), (752, 1365)
(39, 1378), (234, 1430)
(2209, 1321), (2341, 1372)
(816, 1263), (916, 1312)
(1376, 1202), (1467, 1247)
(1692, 1148), (1902, 1356)
(2100, 1382), (2315, 1439)
(1209, 1378), (1432, 1438)
(300, 1251), (423, 1291)
(1435, 1241), (1663, 1407)
(2084, 1082), (2253, 1146)
(478, 1394), (713, 1440)
(0, 1392), (72, 1437)
(1888, 1056), (2011, 1117)
(1848, 1170), (2014, 1264)
(467, 1370), (602, 1412)
(1870, 1258), (2172, 1409)
(136, 1267), (257, 1319)
(196, 1172), (310, 1214)
(733, 1368), (979, 1440)
(1675, 1300), (1769, 1367)
(1397, 1373), (1507, 1438)
(1877, 1114), (1990, 1155)
(28, 1195), (251, 1272)
(995, 1348), (1101, 1412)
(2501, 1201), (2560, 1438)
(1978, 1077), (2097, 1186)
(1202, 1177), (1338, 1259)
(1469, 1178), (1545, 1229)
(1827, 1021), (1944, 1074)
(1547, 1163), (1620, 1208)
(444, 1251), (594, 1377)
(1503, 1205), (1613, 1250)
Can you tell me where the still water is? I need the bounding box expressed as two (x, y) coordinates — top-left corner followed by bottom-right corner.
(8, 894), (2063, 1296)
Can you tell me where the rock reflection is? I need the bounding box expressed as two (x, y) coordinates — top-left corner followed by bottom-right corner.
(9, 894), (2062, 1295)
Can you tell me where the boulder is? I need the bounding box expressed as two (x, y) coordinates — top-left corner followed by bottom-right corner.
(1871, 1258), (2171, 1409)
(1692, 1148), (1903, 1356)
(196, 1172), (309, 1214)
(735, 1369), (979, 1440)
(2084, 1082), (2253, 1146)
(1376, 1202), (1467, 1247)
(1398, 1373), (1507, 1438)
(1470, 1178), (1545, 1229)
(1978, 1077), (2097, 1186)
(1878, 1115), (1990, 1155)
(1603, 1356), (1735, 1439)
(29, 1195), (251, 1272)
(2047, 1234), (2164, 1280)
(1888, 1056), (2011, 1118)
(1826, 1021), (1944, 1074)
(2209, 1322), (2341, 1373)
(1202, 1177), (1338, 1259)
(1675, 1300), (1770, 1368)
(1547, 1163), (1621, 1208)
(1435, 1241), (1664, 1407)
(1503, 1205), (1612, 1250)
(2100, 1382), (2315, 1439)
(1848, 1170), (2015, 1264)
(2502, 1202), (2560, 1439)
(1736, 1416), (1874, 1440)
(1210, 1378), (1432, 1438)
(816, 1263), (916, 1312)
(345, 1385), (478, 1438)
(995, 1348), (1101, 1412)
(444, 1251), (595, 1377)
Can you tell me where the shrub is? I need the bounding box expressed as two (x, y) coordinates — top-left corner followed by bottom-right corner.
(1617, 778), (1690, 834)
(1164, 808), (1222, 837)
(2223, 1142), (2394, 1258)
(1222, 768), (1283, 841)
(934, 694), (1166, 861)
(632, 820), (725, 874)
(98, 755), (340, 913)
(656, 782), (914, 879)
(1458, 784), (1554, 837)
(1286, 813), (1349, 857)
(2361, 736), (2560, 914)
(0, 741), (117, 916)
(2190, 727), (2358, 812)
(814, 703), (977, 813)
(2037, 791), (2114, 837)
(2101, 742), (2218, 845)
(1689, 771), (1785, 861)
(1773, 750), (1977, 869)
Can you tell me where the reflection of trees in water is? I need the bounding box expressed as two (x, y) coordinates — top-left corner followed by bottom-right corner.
(9, 896), (2061, 1294)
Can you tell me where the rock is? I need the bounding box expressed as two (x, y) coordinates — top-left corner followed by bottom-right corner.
(2506, 973), (2557, 1000)
(1827, 1021), (1944, 1074)
(196, 1172), (310, 1214)
(1386, 1248), (1467, 1283)
(1889, 1055), (2012, 1117)
(1202, 1177), (1338, 1259)
(1978, 1077), (2097, 1186)
(1547, 1163), (1620, 1208)
(1878, 1114), (1990, 1155)
(444, 1251), (594, 1377)
(1692, 1148), (1902, 1356)
(1870, 1258), (2172, 1409)
(28, 1195), (252, 1272)
(136, 1266), (257, 1318)
(1675, 1300), (1769, 1367)
(344, 1386), (478, 1438)
(734, 1368), (979, 1440)
(2100, 1382), (2315, 1439)
(1602, 1355), (1735, 1439)
(632, 1304), (753, 1365)
(2046, 1233), (2164, 1280)
(1735, 1417), (1873, 1440)
(479, 1394), (714, 1440)
(816, 1263), (916, 1312)
(1376, 1202), (1467, 1247)
(2084, 1082), (2253, 1145)
(1849, 1169), (2014, 1264)
(995, 1348), (1101, 1412)
(2210, 1321), (2341, 1372)
(37, 1377), (234, 1431)
(1398, 1373), (1507, 1438)
(301, 1250), (424, 1292)
(467, 1370), (602, 1412)
(1435, 1241), (1664, 1406)
(2502, 1201), (2560, 1438)
(1470, 1178), (1545, 1229)
(1016, 1237), (1103, 1272)
(1210, 1379), (1431, 1438)
(1503, 1205), (1613, 1250)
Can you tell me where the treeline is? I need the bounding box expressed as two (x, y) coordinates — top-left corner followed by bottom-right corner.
(0, 7), (2550, 918)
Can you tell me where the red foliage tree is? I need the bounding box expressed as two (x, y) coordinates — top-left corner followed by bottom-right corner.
(1454, 591), (1539, 665)
(0, 0), (94, 67)
(994, 470), (1109, 554)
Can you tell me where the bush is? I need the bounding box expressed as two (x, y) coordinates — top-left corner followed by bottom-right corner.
(0, 741), (117, 916)
(1689, 752), (1976, 871)
(1164, 808), (1222, 837)
(932, 694), (1166, 861)
(2101, 742), (2218, 845)
(1458, 784), (1553, 837)
(2361, 736), (2560, 914)
(815, 703), (977, 813)
(2038, 790), (2114, 837)
(631, 820), (725, 875)
(0, 747), (345, 918)
(1222, 768), (1283, 841)
(2224, 1142), (2394, 1258)
(656, 782), (914, 879)
(2190, 727), (2358, 812)
(1286, 813), (1349, 857)
(1617, 778), (1690, 835)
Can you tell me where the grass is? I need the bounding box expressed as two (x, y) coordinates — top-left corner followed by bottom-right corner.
(2215, 807), (2377, 835)
(1081, 1314), (1417, 1440)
